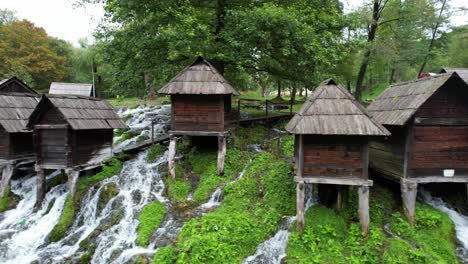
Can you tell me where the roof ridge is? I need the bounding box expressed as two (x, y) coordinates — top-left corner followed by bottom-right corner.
(387, 73), (452, 89)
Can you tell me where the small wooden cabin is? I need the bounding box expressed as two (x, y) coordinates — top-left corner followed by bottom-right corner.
(286, 79), (390, 234)
(158, 56), (240, 177)
(0, 93), (40, 198)
(27, 94), (127, 206)
(440, 68), (468, 83)
(0, 77), (37, 94)
(367, 72), (468, 224)
(49, 82), (95, 97)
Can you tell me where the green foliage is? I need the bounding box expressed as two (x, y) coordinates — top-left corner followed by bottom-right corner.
(80, 245), (96, 264)
(49, 195), (75, 242)
(165, 163), (191, 203)
(0, 185), (13, 212)
(281, 135), (294, 158)
(122, 114), (133, 122)
(78, 159), (123, 191)
(233, 126), (270, 149)
(137, 201), (166, 247)
(152, 246), (177, 264)
(165, 152), (295, 263)
(114, 128), (129, 137)
(114, 130), (141, 145)
(147, 144), (166, 163)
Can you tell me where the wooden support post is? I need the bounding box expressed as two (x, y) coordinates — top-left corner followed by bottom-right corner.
(35, 167), (46, 209)
(290, 98), (293, 115)
(358, 185), (370, 234)
(265, 101), (269, 122)
(0, 164), (14, 198)
(401, 181), (418, 225)
(151, 120), (155, 144)
(67, 169), (80, 202)
(217, 136), (226, 176)
(297, 182), (305, 235)
(168, 136), (177, 179)
(237, 99), (241, 127)
(336, 186), (343, 212)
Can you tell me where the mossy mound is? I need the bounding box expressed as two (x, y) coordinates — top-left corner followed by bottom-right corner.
(137, 201), (166, 247)
(0, 185), (18, 212)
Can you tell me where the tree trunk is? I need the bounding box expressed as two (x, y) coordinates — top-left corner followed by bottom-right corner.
(277, 79), (282, 98)
(144, 72), (156, 99)
(417, 0), (447, 77)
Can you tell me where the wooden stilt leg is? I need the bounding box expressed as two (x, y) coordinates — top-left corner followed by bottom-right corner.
(67, 169), (80, 202)
(217, 136), (226, 176)
(0, 164), (14, 198)
(358, 185), (370, 235)
(297, 182), (305, 235)
(36, 167), (46, 210)
(168, 136), (177, 179)
(401, 181), (418, 225)
(336, 186), (343, 212)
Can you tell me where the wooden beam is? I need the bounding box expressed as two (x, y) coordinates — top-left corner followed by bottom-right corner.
(403, 177), (468, 184)
(296, 182), (305, 236)
(336, 185), (343, 212)
(169, 130), (228, 137)
(35, 168), (46, 210)
(298, 135), (304, 177)
(34, 124), (69, 129)
(217, 136), (226, 176)
(0, 164), (14, 198)
(414, 117), (468, 126)
(358, 185), (370, 234)
(401, 181), (418, 225)
(66, 169), (80, 202)
(362, 142), (369, 179)
(168, 136), (177, 179)
(294, 176), (373, 186)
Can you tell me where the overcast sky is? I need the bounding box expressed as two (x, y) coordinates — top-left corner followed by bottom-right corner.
(1, 0), (467, 45)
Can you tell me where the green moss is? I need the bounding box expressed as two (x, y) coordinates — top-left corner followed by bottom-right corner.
(115, 128), (129, 137)
(48, 173), (68, 190)
(165, 163), (191, 203)
(137, 201), (166, 247)
(114, 130), (141, 145)
(44, 198), (56, 215)
(147, 144), (166, 163)
(152, 246), (177, 264)
(166, 152), (295, 263)
(78, 159), (123, 191)
(233, 126), (270, 149)
(80, 245), (96, 264)
(49, 195), (76, 242)
(122, 113), (133, 122)
(0, 185), (14, 212)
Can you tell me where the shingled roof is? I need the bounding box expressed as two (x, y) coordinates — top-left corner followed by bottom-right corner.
(0, 93), (40, 133)
(286, 79), (389, 136)
(367, 73), (468, 126)
(49, 82), (94, 97)
(440, 68), (468, 83)
(28, 94), (127, 130)
(158, 56), (239, 95)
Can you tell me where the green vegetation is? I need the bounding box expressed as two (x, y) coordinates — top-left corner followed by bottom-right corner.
(80, 245), (96, 264)
(115, 128), (130, 137)
(165, 163), (191, 203)
(0, 185), (14, 212)
(49, 195), (76, 242)
(147, 144), (166, 163)
(137, 201), (166, 247)
(281, 135), (294, 158)
(152, 246), (177, 264)
(157, 152), (295, 263)
(107, 97), (168, 108)
(287, 185), (457, 264)
(114, 130), (141, 146)
(49, 158), (123, 242)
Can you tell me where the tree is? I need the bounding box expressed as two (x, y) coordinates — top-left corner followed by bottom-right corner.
(0, 20), (67, 89)
(0, 8), (16, 25)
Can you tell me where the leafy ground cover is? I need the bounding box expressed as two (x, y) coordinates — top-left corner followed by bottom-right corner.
(137, 201), (166, 246)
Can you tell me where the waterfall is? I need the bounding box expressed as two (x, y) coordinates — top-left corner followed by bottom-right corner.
(421, 190), (468, 263)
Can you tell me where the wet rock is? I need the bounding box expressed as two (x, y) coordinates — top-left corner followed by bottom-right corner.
(43, 198), (56, 215)
(111, 196), (124, 211)
(131, 190), (142, 204)
(79, 210), (124, 251)
(97, 182), (120, 214)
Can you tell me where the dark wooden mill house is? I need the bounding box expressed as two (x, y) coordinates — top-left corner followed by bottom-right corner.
(286, 79), (390, 234)
(0, 93), (40, 199)
(368, 72), (468, 224)
(440, 68), (468, 83)
(27, 94), (127, 206)
(0, 77), (37, 94)
(158, 57), (240, 178)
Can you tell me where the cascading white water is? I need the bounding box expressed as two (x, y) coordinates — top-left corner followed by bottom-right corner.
(421, 190), (468, 263)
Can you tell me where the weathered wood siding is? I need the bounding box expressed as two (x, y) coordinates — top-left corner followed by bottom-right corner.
(301, 136), (367, 178)
(171, 95), (225, 132)
(35, 128), (69, 166)
(71, 130), (113, 166)
(0, 81), (33, 94)
(408, 84), (468, 177)
(0, 128), (10, 159)
(10, 132), (34, 159)
(38, 106), (66, 124)
(369, 126), (406, 180)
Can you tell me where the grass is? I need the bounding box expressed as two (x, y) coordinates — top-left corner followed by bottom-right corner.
(48, 158), (123, 242)
(165, 163), (191, 203)
(157, 152), (295, 263)
(147, 144), (166, 163)
(362, 82), (389, 102)
(107, 96), (170, 108)
(137, 201), (166, 247)
(114, 130), (141, 146)
(0, 185), (14, 212)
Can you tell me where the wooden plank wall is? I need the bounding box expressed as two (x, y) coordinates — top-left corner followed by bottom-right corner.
(10, 132), (34, 159)
(1, 82), (33, 94)
(71, 130), (113, 166)
(369, 126), (406, 180)
(39, 106), (67, 124)
(172, 95), (224, 132)
(36, 128), (68, 166)
(302, 136), (365, 178)
(0, 128), (10, 159)
(409, 83), (468, 177)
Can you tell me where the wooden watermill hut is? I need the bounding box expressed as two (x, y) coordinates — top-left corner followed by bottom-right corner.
(368, 72), (468, 224)
(286, 79), (390, 234)
(0, 93), (40, 198)
(49, 82), (95, 97)
(0, 77), (37, 94)
(27, 94), (127, 206)
(158, 56), (240, 177)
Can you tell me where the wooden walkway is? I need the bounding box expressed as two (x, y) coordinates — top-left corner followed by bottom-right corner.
(117, 134), (170, 154)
